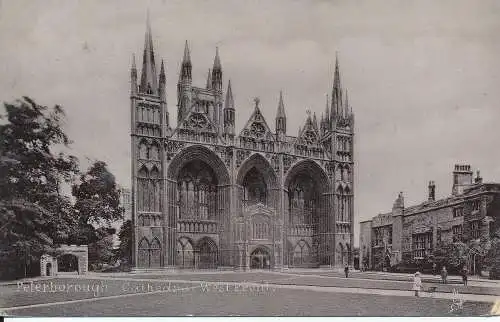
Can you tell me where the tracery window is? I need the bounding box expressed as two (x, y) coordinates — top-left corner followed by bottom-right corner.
(137, 166), (160, 212)
(177, 161), (217, 220)
(288, 175), (318, 226)
(242, 167), (267, 206)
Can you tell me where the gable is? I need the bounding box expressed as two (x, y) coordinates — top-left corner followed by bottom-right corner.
(240, 104), (275, 141)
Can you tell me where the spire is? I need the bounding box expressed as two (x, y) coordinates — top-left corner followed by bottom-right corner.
(276, 90), (286, 119)
(139, 13), (157, 94)
(313, 112), (319, 131)
(206, 68), (212, 89)
(224, 80), (234, 110)
(331, 53), (342, 118)
(180, 40), (192, 83)
(224, 80), (235, 135)
(159, 59), (166, 83)
(344, 89), (349, 117)
(275, 90), (287, 135)
(211, 47), (222, 92)
(159, 59), (166, 102)
(213, 46), (221, 70)
(183, 40), (191, 64)
(131, 54), (137, 95)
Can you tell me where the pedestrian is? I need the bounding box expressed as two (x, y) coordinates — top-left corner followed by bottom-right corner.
(344, 264), (349, 278)
(441, 266), (448, 284)
(432, 262), (437, 276)
(462, 266), (468, 286)
(413, 271), (422, 297)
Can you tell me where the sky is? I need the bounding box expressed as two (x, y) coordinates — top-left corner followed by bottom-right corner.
(1, 0), (500, 245)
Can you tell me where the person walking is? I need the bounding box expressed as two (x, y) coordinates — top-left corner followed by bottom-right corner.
(462, 266), (468, 286)
(441, 266), (448, 284)
(344, 264), (349, 278)
(413, 271), (422, 297)
(432, 262), (437, 276)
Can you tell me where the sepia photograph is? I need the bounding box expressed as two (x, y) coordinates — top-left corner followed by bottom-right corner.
(0, 0), (499, 317)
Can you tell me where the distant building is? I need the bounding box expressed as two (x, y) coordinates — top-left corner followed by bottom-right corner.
(360, 164), (500, 275)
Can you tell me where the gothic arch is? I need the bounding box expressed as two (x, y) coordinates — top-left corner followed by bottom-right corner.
(236, 153), (278, 189)
(292, 239), (311, 266)
(196, 237), (218, 269)
(284, 159), (330, 193)
(176, 236), (195, 269)
(167, 145), (230, 185)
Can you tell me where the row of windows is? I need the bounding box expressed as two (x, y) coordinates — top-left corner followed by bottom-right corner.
(137, 105), (161, 124)
(253, 222), (270, 240)
(336, 137), (351, 152)
(138, 214), (162, 227)
(412, 233), (432, 258)
(136, 125), (160, 137)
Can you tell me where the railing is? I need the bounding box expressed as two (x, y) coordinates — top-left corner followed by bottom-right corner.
(177, 220), (217, 233)
(288, 224), (317, 236)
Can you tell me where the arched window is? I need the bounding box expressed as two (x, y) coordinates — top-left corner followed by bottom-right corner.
(177, 161), (218, 221)
(150, 238), (161, 268)
(138, 238), (150, 268)
(176, 238), (194, 269)
(150, 144), (160, 160)
(138, 142), (148, 159)
(242, 167), (267, 206)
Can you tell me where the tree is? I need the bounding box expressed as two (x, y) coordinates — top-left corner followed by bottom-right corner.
(0, 97), (79, 279)
(116, 219), (132, 264)
(71, 161), (123, 267)
(71, 161), (123, 245)
(433, 242), (468, 271)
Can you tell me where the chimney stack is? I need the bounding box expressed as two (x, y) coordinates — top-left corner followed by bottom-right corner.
(452, 164), (473, 196)
(428, 181), (436, 201)
(474, 170), (483, 184)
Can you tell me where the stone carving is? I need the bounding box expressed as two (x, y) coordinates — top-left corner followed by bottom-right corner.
(236, 149), (251, 168)
(283, 155), (297, 173)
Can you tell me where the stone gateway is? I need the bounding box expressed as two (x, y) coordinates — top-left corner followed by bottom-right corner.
(130, 19), (355, 271)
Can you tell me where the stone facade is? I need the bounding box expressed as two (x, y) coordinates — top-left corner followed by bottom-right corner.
(360, 165), (500, 274)
(130, 20), (355, 270)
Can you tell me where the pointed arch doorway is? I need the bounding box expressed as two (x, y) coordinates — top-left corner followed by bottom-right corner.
(250, 246), (271, 269)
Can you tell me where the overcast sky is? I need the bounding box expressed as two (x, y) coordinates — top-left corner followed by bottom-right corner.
(1, 0), (500, 243)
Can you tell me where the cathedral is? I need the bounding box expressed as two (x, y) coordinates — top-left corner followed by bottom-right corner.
(130, 19), (355, 271)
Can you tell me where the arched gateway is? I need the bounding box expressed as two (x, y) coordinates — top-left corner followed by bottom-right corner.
(130, 21), (355, 271)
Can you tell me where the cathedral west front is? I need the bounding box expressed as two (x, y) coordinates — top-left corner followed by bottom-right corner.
(131, 19), (355, 271)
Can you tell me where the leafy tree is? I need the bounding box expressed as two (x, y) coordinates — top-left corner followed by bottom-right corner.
(115, 219), (132, 264)
(433, 242), (468, 270)
(70, 161), (123, 245)
(70, 161), (123, 268)
(89, 234), (114, 264)
(0, 97), (79, 279)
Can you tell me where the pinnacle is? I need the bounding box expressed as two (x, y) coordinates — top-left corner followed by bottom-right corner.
(276, 90), (286, 119)
(213, 46), (221, 70)
(183, 40), (191, 64)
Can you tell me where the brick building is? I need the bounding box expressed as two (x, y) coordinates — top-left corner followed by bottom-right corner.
(130, 18), (355, 270)
(360, 164), (500, 274)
